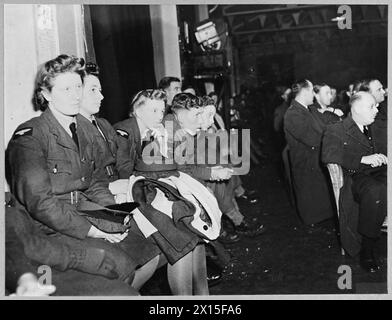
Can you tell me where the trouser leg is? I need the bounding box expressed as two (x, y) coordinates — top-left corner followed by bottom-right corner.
(353, 176), (387, 238)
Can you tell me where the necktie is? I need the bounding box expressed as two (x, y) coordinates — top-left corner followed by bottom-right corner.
(141, 131), (153, 152)
(363, 126), (369, 138)
(69, 122), (79, 150)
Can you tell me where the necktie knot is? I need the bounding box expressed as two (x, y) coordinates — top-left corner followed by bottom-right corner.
(70, 122), (77, 132)
(69, 122), (79, 149)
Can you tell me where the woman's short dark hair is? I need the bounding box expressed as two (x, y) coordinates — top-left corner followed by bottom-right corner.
(201, 95), (215, 107)
(130, 89), (167, 114)
(171, 92), (203, 112)
(291, 79), (312, 97)
(33, 54), (85, 111)
(313, 83), (329, 94)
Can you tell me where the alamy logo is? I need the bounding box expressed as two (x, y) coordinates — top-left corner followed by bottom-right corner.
(141, 120), (251, 176)
(336, 5), (352, 30)
(337, 265), (352, 290)
(37, 265), (52, 287)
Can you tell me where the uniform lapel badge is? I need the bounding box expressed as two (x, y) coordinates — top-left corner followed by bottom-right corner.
(116, 129), (129, 139)
(13, 127), (33, 139)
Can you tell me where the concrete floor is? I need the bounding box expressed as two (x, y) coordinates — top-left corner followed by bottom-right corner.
(209, 154), (387, 295)
(141, 137), (387, 296)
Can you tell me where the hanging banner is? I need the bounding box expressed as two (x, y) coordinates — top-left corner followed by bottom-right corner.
(292, 12), (301, 26)
(377, 5), (386, 19)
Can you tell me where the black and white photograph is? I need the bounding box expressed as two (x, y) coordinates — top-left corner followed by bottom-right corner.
(2, 2), (389, 299)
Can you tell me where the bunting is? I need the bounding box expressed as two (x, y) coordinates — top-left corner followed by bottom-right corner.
(292, 12), (301, 26)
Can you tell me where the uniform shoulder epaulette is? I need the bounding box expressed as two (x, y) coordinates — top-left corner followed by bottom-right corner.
(116, 129), (129, 139)
(12, 127), (33, 139)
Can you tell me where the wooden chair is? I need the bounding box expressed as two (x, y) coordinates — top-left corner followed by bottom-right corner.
(326, 163), (345, 256)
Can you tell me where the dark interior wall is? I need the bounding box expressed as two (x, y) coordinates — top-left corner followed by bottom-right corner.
(88, 5), (156, 124)
(238, 35), (387, 91)
(294, 36), (387, 89)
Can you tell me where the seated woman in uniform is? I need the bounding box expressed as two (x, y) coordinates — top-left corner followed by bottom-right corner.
(112, 89), (223, 295)
(79, 65), (215, 295)
(309, 83), (344, 125)
(78, 62), (119, 183)
(166, 93), (265, 240)
(5, 54), (164, 295)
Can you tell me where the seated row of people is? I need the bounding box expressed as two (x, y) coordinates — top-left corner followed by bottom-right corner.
(5, 54), (263, 296)
(283, 78), (387, 273)
(6, 55), (165, 296)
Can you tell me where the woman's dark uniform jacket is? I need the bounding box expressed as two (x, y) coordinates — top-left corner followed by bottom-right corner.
(113, 116), (144, 179)
(162, 113), (237, 215)
(163, 113), (213, 181)
(322, 116), (387, 256)
(77, 114), (119, 182)
(284, 100), (334, 225)
(160, 114), (231, 267)
(6, 108), (161, 281)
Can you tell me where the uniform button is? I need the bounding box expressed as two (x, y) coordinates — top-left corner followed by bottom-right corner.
(81, 177), (86, 182)
(311, 147), (315, 150)
(203, 225), (208, 231)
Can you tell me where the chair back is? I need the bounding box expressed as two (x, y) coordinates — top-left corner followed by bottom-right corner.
(326, 163), (344, 217)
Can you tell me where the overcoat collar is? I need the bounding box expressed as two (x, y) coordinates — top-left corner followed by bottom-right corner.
(291, 100), (324, 134)
(343, 116), (373, 149)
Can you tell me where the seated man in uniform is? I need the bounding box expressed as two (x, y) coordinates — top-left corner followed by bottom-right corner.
(322, 91), (387, 273)
(355, 78), (387, 156)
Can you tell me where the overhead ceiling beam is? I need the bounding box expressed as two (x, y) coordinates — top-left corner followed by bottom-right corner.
(223, 5), (331, 17)
(233, 19), (387, 36)
(237, 32), (386, 49)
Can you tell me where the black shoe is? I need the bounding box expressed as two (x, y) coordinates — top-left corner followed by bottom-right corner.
(359, 237), (381, 273)
(236, 191), (259, 204)
(359, 255), (380, 273)
(206, 260), (223, 287)
(218, 229), (240, 244)
(235, 218), (266, 237)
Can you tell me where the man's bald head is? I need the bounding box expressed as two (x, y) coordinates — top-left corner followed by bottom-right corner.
(350, 91), (378, 126)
